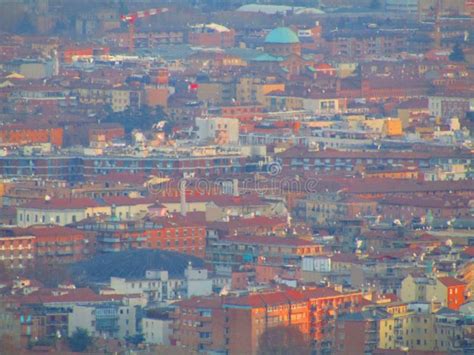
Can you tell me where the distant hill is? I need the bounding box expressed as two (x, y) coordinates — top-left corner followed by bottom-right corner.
(69, 249), (205, 284)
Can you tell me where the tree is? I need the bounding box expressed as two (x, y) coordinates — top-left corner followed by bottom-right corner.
(28, 336), (55, 349)
(68, 328), (92, 352)
(449, 44), (465, 62)
(23, 260), (71, 288)
(258, 325), (312, 355)
(103, 105), (168, 134)
(125, 333), (145, 346)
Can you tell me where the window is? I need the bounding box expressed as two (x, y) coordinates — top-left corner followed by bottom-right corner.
(56, 216), (60, 223)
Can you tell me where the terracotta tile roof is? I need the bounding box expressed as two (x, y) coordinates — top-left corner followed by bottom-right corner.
(438, 276), (466, 287)
(384, 293), (400, 303)
(101, 196), (156, 206)
(397, 98), (429, 109)
(91, 172), (148, 184)
(23, 225), (84, 238)
(298, 287), (344, 299)
(278, 145), (472, 161)
(210, 216), (287, 230)
(8, 287), (122, 305)
(331, 253), (359, 263)
(21, 197), (102, 210)
(462, 247), (474, 258)
(225, 291), (304, 308)
(225, 235), (317, 247)
(150, 212), (207, 227)
(159, 193), (268, 207)
(174, 296), (222, 309)
(380, 196), (470, 209)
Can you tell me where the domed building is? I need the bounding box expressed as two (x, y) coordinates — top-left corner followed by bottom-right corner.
(264, 27), (301, 56)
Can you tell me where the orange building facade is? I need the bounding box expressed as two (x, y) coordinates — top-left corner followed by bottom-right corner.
(62, 47), (110, 64)
(0, 225), (88, 267)
(88, 218), (206, 258)
(0, 125), (63, 147)
(0, 232), (35, 268)
(171, 288), (363, 354)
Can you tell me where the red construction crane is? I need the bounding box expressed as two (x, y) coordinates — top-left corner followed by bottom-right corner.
(120, 7), (169, 53)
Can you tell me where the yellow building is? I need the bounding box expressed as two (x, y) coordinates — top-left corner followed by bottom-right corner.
(378, 300), (471, 353)
(383, 119), (403, 137)
(237, 77), (285, 105)
(111, 89), (142, 112)
(378, 302), (437, 351)
(400, 274), (431, 303)
(335, 62), (357, 78)
(379, 303), (411, 350)
(265, 94), (304, 112)
(197, 81), (235, 105)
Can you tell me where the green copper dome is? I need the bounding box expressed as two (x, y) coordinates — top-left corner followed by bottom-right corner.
(265, 27), (300, 44)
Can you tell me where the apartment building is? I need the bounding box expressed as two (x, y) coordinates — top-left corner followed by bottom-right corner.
(170, 288), (363, 355)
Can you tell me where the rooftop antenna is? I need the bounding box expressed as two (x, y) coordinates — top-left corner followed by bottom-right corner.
(180, 180), (187, 217)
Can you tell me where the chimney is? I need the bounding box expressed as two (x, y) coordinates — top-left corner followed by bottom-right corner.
(180, 180), (187, 217)
(336, 78), (341, 94)
(232, 179), (239, 197)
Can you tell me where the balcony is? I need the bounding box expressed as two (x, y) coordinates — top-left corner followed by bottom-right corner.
(196, 315), (212, 322)
(100, 237), (121, 243)
(101, 247), (121, 252)
(199, 337), (212, 345)
(56, 250), (73, 256)
(198, 323), (212, 332)
(57, 241), (74, 247)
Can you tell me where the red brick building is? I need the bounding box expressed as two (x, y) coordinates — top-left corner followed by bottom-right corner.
(0, 226), (89, 267)
(170, 296), (226, 353)
(0, 229), (35, 269)
(334, 309), (388, 355)
(188, 24), (235, 48)
(170, 287), (363, 355)
(26, 226), (89, 264)
(379, 196), (471, 221)
(327, 31), (406, 59)
(87, 123), (125, 145)
(0, 125), (63, 147)
(79, 214), (206, 258)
